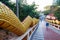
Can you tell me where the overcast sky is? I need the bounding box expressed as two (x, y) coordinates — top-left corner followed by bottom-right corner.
(27, 0), (53, 11)
(11, 0), (53, 11)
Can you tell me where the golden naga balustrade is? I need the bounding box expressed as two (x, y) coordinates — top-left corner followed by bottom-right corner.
(0, 2), (39, 36)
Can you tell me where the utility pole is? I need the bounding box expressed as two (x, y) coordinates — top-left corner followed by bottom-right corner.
(16, 0), (19, 18)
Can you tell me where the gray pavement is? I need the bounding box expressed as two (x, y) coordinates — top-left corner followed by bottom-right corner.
(30, 21), (46, 40)
(30, 14), (60, 40)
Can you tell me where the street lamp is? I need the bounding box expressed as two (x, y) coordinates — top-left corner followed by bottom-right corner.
(16, 0), (19, 18)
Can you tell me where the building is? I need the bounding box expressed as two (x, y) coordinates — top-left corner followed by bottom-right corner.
(46, 14), (56, 20)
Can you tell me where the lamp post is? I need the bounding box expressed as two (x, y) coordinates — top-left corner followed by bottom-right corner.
(16, 0), (19, 18)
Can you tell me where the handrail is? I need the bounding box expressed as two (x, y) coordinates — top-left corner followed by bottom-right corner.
(10, 23), (38, 40)
(50, 23), (60, 30)
(28, 23), (39, 40)
(46, 20), (60, 30)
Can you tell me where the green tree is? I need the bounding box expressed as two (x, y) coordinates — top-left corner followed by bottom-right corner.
(54, 8), (60, 20)
(43, 10), (50, 15)
(56, 0), (60, 6)
(0, 0), (39, 21)
(19, 3), (39, 21)
(0, 0), (16, 14)
(53, 0), (60, 20)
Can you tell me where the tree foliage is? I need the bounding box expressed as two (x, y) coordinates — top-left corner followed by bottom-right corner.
(43, 10), (50, 15)
(19, 3), (39, 21)
(54, 8), (60, 20)
(0, 0), (16, 14)
(53, 0), (60, 20)
(0, 0), (39, 21)
(56, 0), (60, 6)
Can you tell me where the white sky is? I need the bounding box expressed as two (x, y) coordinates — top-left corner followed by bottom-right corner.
(10, 0), (16, 3)
(10, 0), (53, 11)
(27, 0), (53, 11)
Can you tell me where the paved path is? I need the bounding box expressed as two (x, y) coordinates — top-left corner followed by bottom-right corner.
(44, 27), (60, 40)
(44, 22), (60, 40)
(30, 21), (45, 40)
(30, 21), (60, 40)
